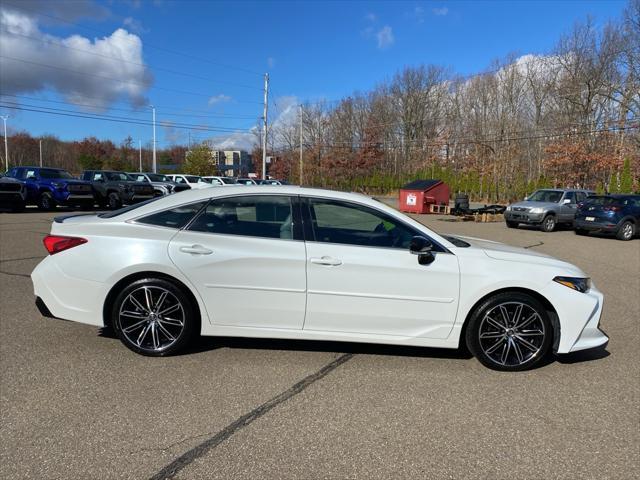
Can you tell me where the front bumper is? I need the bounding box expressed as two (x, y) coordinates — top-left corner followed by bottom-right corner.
(504, 211), (544, 224)
(56, 193), (95, 205)
(541, 281), (608, 354)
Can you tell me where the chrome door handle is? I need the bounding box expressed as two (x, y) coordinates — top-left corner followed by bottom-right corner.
(310, 256), (342, 266)
(179, 245), (213, 255)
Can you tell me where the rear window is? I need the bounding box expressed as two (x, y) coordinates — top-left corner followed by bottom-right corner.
(136, 201), (208, 229)
(98, 197), (162, 218)
(586, 196), (623, 206)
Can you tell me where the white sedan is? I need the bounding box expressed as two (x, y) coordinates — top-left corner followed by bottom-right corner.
(31, 186), (608, 371)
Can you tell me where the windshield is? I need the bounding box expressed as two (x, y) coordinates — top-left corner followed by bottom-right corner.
(527, 190), (563, 203)
(221, 177), (237, 184)
(40, 169), (74, 179)
(147, 174), (169, 182)
(183, 175), (200, 183)
(105, 172), (132, 181)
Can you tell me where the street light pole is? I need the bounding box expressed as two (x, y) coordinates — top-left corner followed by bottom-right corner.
(39, 139), (43, 167)
(139, 140), (142, 172)
(1, 115), (8, 171)
(299, 104), (303, 185)
(150, 105), (157, 173)
(262, 73), (269, 180)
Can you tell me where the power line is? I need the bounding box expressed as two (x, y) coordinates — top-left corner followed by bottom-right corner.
(0, 93), (258, 120)
(0, 55), (263, 104)
(2, 1), (263, 76)
(0, 103), (255, 134)
(0, 28), (262, 91)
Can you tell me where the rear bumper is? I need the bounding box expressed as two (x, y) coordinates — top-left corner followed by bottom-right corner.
(31, 256), (107, 326)
(574, 218), (619, 233)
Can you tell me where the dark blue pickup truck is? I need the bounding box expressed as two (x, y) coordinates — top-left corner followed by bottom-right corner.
(7, 166), (95, 210)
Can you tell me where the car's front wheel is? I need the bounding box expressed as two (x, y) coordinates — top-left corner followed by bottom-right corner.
(540, 214), (556, 232)
(616, 220), (635, 241)
(108, 192), (122, 209)
(37, 191), (56, 211)
(111, 278), (196, 356)
(466, 292), (553, 371)
(506, 221), (518, 228)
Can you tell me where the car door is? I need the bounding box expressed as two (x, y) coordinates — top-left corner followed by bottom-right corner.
(559, 191), (577, 221)
(168, 194), (307, 329)
(302, 197), (460, 339)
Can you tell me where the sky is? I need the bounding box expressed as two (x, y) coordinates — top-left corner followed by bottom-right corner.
(0, 0), (629, 151)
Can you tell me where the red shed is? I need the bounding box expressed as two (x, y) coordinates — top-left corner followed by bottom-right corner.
(399, 179), (450, 214)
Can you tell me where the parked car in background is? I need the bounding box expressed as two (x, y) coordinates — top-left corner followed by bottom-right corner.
(166, 174), (211, 189)
(32, 186), (607, 371)
(504, 188), (594, 232)
(257, 179), (289, 185)
(82, 170), (155, 209)
(127, 172), (190, 196)
(236, 177), (258, 185)
(201, 176), (238, 186)
(7, 166), (94, 210)
(575, 194), (640, 241)
(0, 173), (27, 212)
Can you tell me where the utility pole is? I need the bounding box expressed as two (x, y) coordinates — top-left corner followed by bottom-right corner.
(39, 139), (43, 167)
(1, 115), (8, 171)
(139, 140), (142, 172)
(262, 73), (269, 180)
(299, 104), (303, 185)
(150, 105), (157, 173)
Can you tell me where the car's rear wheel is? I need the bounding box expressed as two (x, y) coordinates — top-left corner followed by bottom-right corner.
(540, 214), (556, 232)
(37, 191), (56, 211)
(506, 221), (518, 228)
(108, 192), (122, 210)
(466, 292), (553, 371)
(111, 278), (196, 356)
(616, 221), (635, 241)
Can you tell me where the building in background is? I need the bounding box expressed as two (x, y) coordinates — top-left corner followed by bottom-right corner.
(212, 150), (252, 176)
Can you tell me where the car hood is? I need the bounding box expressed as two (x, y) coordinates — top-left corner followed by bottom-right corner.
(451, 235), (585, 274)
(509, 200), (558, 209)
(0, 176), (25, 185)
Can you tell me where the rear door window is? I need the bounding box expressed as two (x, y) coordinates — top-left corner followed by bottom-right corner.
(188, 195), (295, 240)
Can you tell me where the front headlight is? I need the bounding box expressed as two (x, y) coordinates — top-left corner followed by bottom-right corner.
(529, 207), (544, 214)
(52, 182), (65, 189)
(553, 276), (591, 293)
(506, 206), (512, 211)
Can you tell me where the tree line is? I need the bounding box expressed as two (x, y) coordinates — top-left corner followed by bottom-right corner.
(268, 0), (639, 201)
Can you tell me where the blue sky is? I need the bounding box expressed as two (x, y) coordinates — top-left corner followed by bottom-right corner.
(0, 0), (627, 150)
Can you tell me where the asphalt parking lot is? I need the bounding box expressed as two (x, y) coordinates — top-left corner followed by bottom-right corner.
(1, 207), (638, 479)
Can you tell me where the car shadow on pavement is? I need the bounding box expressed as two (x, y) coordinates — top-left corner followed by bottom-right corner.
(555, 346), (610, 364)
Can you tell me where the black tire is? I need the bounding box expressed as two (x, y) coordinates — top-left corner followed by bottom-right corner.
(12, 201), (26, 212)
(37, 191), (56, 211)
(108, 192), (122, 210)
(575, 228), (588, 236)
(465, 291), (553, 371)
(506, 221), (518, 228)
(540, 214), (556, 232)
(616, 220), (635, 241)
(111, 277), (196, 356)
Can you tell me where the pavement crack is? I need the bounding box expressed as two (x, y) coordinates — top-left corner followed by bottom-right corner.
(0, 255), (45, 264)
(0, 270), (30, 278)
(149, 352), (354, 480)
(523, 241), (544, 249)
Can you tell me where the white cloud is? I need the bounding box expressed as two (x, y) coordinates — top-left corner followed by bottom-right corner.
(267, 56), (275, 68)
(414, 6), (425, 23)
(0, 6), (152, 111)
(364, 12), (377, 23)
(376, 26), (394, 49)
(123, 17), (147, 35)
(207, 94), (232, 106)
(433, 7), (449, 16)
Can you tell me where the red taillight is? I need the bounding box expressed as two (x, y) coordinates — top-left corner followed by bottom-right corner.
(43, 235), (87, 255)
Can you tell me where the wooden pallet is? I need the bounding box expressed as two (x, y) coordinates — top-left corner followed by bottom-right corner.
(429, 204), (451, 215)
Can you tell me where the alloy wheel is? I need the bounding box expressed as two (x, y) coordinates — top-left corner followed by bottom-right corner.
(118, 286), (185, 353)
(622, 222), (633, 240)
(478, 301), (546, 367)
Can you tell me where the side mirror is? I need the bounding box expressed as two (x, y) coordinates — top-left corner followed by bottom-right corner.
(562, 198), (571, 204)
(410, 236), (435, 265)
(524, 196), (529, 201)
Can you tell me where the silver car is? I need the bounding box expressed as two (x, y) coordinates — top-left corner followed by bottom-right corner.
(504, 189), (594, 232)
